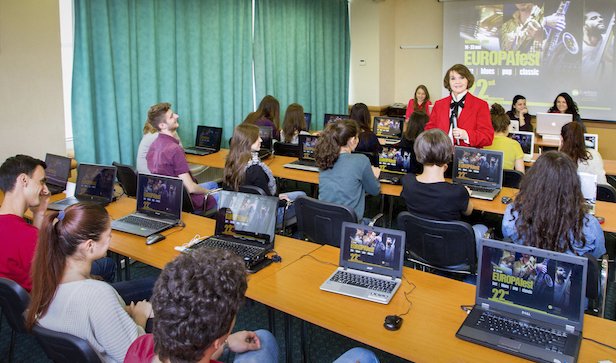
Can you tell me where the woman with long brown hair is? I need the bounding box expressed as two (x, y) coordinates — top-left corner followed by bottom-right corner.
(349, 102), (382, 154)
(405, 84), (432, 121)
(281, 103), (309, 144)
(502, 151), (605, 258)
(246, 95), (281, 140)
(27, 203), (154, 362)
(560, 121), (606, 184)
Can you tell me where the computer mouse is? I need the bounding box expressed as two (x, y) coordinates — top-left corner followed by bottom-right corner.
(146, 233), (166, 245)
(391, 177), (400, 184)
(384, 314), (403, 331)
(501, 196), (512, 204)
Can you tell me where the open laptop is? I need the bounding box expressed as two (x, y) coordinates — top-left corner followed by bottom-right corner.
(456, 238), (587, 363)
(453, 147), (503, 200)
(508, 131), (535, 162)
(304, 112), (312, 130)
(184, 125), (223, 156)
(584, 133), (598, 150)
(111, 173), (184, 237)
(184, 191), (278, 272)
(373, 116), (403, 144)
(578, 172), (597, 215)
(44, 153), (72, 195)
(508, 119), (520, 133)
(378, 146), (412, 184)
(47, 164), (117, 211)
(320, 222), (406, 304)
(283, 134), (319, 172)
(536, 112), (572, 140)
(323, 113), (347, 127)
(258, 126), (273, 160)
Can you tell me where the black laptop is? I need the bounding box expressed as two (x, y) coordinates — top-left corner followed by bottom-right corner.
(452, 147), (504, 200)
(323, 113), (347, 127)
(258, 126), (273, 160)
(44, 153), (72, 195)
(457, 238), (587, 363)
(47, 164), (117, 211)
(184, 125), (223, 156)
(304, 112), (312, 130)
(377, 146), (412, 184)
(283, 134), (319, 172)
(111, 173), (184, 237)
(373, 116), (403, 144)
(183, 191), (278, 272)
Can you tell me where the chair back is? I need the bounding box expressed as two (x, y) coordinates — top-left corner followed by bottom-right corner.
(112, 161), (138, 197)
(182, 188), (196, 214)
(0, 278), (30, 333)
(503, 169), (524, 189)
(584, 253), (599, 300)
(33, 325), (102, 363)
(239, 185), (267, 195)
(273, 142), (300, 157)
(396, 212), (477, 273)
(295, 196), (357, 247)
(597, 183), (616, 202)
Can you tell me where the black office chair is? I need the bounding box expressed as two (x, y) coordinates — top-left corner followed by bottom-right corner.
(182, 188), (217, 217)
(295, 196), (357, 247)
(33, 325), (102, 363)
(396, 211), (477, 274)
(273, 142), (300, 157)
(0, 278), (30, 362)
(597, 183), (616, 202)
(503, 169), (524, 189)
(112, 161), (138, 197)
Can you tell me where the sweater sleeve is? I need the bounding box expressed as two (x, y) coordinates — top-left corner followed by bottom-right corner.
(360, 157), (381, 196)
(467, 98), (494, 148)
(580, 215), (606, 259)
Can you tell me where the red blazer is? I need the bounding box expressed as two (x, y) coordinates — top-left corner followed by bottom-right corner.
(425, 93), (494, 148)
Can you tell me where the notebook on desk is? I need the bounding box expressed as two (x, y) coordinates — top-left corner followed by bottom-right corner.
(508, 131), (535, 162)
(184, 191), (278, 272)
(453, 147), (503, 200)
(44, 153), (71, 195)
(320, 222), (406, 304)
(456, 238), (587, 363)
(47, 164), (117, 211)
(184, 125), (223, 156)
(377, 146), (412, 184)
(111, 173), (184, 237)
(284, 134), (320, 172)
(373, 116), (403, 144)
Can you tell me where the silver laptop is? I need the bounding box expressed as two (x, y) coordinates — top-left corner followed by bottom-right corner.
(578, 172), (597, 215)
(320, 222), (406, 304)
(584, 133), (598, 150)
(453, 147), (503, 200)
(184, 125), (223, 156)
(47, 164), (117, 211)
(456, 238), (587, 363)
(508, 119), (520, 133)
(508, 131), (535, 162)
(44, 153), (72, 195)
(536, 112), (572, 140)
(373, 116), (403, 145)
(111, 173), (183, 237)
(284, 134), (319, 172)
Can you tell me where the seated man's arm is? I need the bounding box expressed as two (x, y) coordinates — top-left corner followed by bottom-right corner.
(178, 173), (209, 195)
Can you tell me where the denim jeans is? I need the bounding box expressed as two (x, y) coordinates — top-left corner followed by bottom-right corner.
(232, 329), (279, 363)
(333, 347), (380, 363)
(199, 181), (220, 210)
(276, 190), (306, 227)
(91, 257), (116, 283)
(111, 276), (158, 303)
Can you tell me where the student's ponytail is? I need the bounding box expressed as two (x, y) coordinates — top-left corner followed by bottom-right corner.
(314, 119), (358, 170)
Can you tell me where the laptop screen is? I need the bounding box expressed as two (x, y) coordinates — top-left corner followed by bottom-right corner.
(299, 134), (319, 161)
(477, 239), (587, 328)
(323, 113), (347, 126)
(258, 126), (273, 150)
(215, 191), (278, 244)
(195, 126), (222, 149)
(339, 222), (405, 278)
(378, 146), (412, 175)
(453, 147), (503, 187)
(136, 173), (183, 220)
(508, 131), (534, 156)
(584, 134), (598, 150)
(75, 164), (116, 201)
(44, 153), (71, 187)
(373, 117), (403, 139)
(304, 113), (312, 131)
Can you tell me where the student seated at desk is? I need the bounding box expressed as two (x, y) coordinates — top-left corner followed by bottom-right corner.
(502, 151), (606, 259)
(560, 121), (607, 184)
(394, 110), (428, 174)
(315, 120), (381, 221)
(484, 103), (525, 173)
(507, 95), (533, 132)
(27, 203), (156, 363)
(349, 102), (382, 154)
(281, 103), (310, 144)
(548, 92), (585, 130)
(245, 95), (281, 140)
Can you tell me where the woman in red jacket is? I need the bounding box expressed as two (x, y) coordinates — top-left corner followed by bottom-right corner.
(425, 64), (493, 148)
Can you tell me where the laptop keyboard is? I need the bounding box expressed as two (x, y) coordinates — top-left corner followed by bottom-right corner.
(330, 271), (396, 293)
(469, 186), (495, 193)
(119, 215), (170, 231)
(296, 159), (316, 166)
(475, 311), (567, 353)
(192, 237), (264, 259)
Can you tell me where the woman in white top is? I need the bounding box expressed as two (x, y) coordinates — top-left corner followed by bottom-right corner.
(27, 203), (152, 363)
(560, 121), (607, 184)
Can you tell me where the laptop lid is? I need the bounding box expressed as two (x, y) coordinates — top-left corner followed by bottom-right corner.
(304, 112), (312, 131)
(258, 126), (273, 151)
(373, 116), (403, 140)
(214, 191), (278, 244)
(194, 125), (222, 150)
(298, 134), (319, 162)
(508, 131), (534, 160)
(536, 112), (572, 136)
(323, 113), (347, 127)
(453, 147), (503, 189)
(378, 146), (412, 175)
(584, 133), (598, 150)
(44, 153), (71, 187)
(136, 173), (184, 221)
(476, 238), (587, 332)
(339, 222), (406, 279)
(508, 120), (519, 133)
(74, 163), (117, 202)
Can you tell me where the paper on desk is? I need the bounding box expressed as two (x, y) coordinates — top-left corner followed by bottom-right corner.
(65, 182), (76, 197)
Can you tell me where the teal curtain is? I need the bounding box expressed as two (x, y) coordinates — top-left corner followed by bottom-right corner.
(254, 0), (350, 130)
(72, 0), (253, 164)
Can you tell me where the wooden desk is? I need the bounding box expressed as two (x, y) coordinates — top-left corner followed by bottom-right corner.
(250, 245), (616, 363)
(535, 135), (560, 148)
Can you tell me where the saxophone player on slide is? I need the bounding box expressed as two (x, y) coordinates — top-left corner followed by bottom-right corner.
(500, 3), (566, 53)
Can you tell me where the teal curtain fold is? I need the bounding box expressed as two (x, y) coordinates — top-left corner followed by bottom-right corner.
(72, 0), (253, 164)
(254, 0), (350, 130)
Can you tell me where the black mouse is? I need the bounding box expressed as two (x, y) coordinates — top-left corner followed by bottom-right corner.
(146, 233), (166, 245)
(384, 315), (403, 331)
